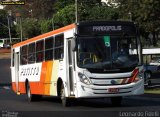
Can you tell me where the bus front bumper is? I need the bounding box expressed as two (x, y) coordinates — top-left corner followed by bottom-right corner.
(76, 79), (144, 98)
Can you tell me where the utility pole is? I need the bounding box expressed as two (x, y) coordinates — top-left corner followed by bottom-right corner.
(16, 13), (23, 42)
(20, 16), (23, 42)
(7, 16), (12, 44)
(7, 10), (12, 44)
(75, 0), (78, 23)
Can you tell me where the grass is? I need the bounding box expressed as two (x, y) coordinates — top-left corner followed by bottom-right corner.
(145, 88), (160, 94)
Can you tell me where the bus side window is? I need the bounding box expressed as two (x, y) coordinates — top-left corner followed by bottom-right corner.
(20, 45), (28, 65)
(36, 40), (44, 62)
(28, 43), (35, 64)
(54, 34), (64, 60)
(45, 36), (54, 61)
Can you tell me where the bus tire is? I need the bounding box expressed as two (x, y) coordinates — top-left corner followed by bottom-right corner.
(26, 83), (39, 102)
(60, 84), (70, 107)
(111, 96), (122, 106)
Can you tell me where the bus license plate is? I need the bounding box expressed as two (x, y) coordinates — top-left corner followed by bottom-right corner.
(108, 88), (119, 93)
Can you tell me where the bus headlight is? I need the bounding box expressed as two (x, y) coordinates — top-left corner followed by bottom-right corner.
(134, 68), (144, 82)
(134, 73), (143, 82)
(78, 72), (92, 85)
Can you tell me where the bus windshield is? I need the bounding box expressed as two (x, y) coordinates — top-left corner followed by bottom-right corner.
(77, 36), (139, 72)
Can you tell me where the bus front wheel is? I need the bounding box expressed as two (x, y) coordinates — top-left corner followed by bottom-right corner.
(60, 84), (70, 107)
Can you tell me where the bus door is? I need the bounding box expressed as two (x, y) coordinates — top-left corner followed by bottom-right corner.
(67, 38), (75, 96)
(14, 52), (20, 93)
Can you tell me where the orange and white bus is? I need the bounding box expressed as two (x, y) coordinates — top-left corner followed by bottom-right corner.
(11, 21), (144, 107)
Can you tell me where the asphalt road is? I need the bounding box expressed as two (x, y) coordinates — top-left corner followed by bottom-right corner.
(0, 58), (11, 85)
(0, 58), (160, 117)
(0, 86), (160, 117)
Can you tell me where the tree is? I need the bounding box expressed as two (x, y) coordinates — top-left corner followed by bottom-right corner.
(115, 0), (160, 47)
(40, 19), (53, 34)
(53, 0), (118, 28)
(83, 6), (118, 21)
(0, 9), (17, 39)
(53, 5), (75, 27)
(54, 0), (74, 11)
(16, 18), (41, 39)
(0, 9), (8, 38)
(30, 0), (55, 19)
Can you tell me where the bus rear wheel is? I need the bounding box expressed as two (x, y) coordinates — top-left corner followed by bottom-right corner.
(60, 84), (70, 107)
(26, 83), (41, 102)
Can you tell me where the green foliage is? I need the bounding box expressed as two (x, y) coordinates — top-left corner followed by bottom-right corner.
(30, 0), (55, 19)
(53, 5), (75, 27)
(0, 10), (7, 24)
(0, 10), (10, 38)
(54, 0), (74, 11)
(16, 18), (41, 39)
(53, 1), (118, 28)
(4, 4), (30, 18)
(116, 0), (160, 47)
(40, 19), (53, 34)
(87, 6), (119, 21)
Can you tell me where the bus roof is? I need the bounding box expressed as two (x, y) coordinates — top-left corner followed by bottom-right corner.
(12, 21), (136, 48)
(12, 23), (76, 48)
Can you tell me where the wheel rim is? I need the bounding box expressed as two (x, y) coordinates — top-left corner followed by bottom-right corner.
(60, 85), (67, 107)
(61, 87), (65, 100)
(27, 85), (31, 101)
(146, 72), (151, 78)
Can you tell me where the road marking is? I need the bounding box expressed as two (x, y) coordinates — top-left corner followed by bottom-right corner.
(3, 86), (10, 90)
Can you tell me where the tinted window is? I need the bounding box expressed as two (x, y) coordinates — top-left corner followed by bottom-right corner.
(21, 45), (28, 65)
(28, 43), (35, 64)
(54, 34), (64, 59)
(45, 37), (54, 61)
(36, 40), (44, 62)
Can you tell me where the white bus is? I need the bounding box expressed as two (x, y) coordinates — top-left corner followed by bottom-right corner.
(11, 21), (144, 107)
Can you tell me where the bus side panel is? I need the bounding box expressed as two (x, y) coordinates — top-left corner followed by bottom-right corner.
(44, 61), (53, 95)
(11, 67), (16, 93)
(17, 61), (60, 96)
(19, 82), (26, 93)
(50, 60), (60, 96)
(30, 62), (47, 95)
(12, 83), (16, 93)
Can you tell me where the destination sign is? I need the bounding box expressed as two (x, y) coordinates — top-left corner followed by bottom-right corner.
(93, 26), (122, 32)
(77, 22), (136, 36)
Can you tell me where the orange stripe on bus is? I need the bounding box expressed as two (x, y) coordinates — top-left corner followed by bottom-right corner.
(128, 69), (139, 83)
(12, 24), (76, 48)
(12, 82), (26, 94)
(44, 61), (53, 95)
(12, 82), (17, 93)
